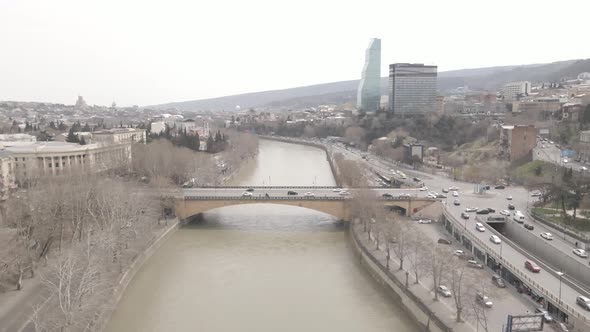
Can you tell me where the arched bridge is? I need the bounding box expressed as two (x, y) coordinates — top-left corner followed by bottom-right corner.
(175, 186), (436, 221)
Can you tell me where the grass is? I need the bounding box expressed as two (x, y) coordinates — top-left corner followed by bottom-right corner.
(532, 207), (590, 232)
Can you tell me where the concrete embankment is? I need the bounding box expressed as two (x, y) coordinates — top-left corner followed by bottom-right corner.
(349, 225), (467, 332)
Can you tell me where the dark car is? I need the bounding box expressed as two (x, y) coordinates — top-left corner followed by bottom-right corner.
(413, 177), (421, 182)
(487, 208), (496, 213)
(382, 193), (393, 199)
(476, 209), (490, 215)
(246, 188), (255, 192)
(287, 191), (298, 195)
(461, 212), (470, 219)
(453, 200), (460, 206)
(508, 204), (515, 210)
(524, 223), (534, 230)
(492, 275), (506, 288)
(442, 188), (449, 193)
(437, 238), (452, 245)
(495, 185), (505, 189)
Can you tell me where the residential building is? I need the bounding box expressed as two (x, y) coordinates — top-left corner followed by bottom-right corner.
(0, 150), (16, 199)
(150, 121), (166, 134)
(578, 131), (590, 162)
(500, 125), (537, 161)
(502, 81), (531, 101)
(561, 102), (583, 122)
(389, 63), (438, 115)
(357, 38), (381, 113)
(92, 128), (146, 144)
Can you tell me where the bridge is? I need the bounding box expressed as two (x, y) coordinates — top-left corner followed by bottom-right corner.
(174, 186), (436, 220)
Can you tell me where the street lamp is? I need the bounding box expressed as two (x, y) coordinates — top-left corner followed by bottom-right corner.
(556, 271), (564, 303)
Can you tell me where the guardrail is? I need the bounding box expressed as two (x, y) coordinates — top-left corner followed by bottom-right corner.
(191, 186), (385, 189)
(442, 207), (590, 326)
(184, 195), (350, 201)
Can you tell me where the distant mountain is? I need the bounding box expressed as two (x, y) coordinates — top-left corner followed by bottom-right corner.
(151, 59), (589, 111)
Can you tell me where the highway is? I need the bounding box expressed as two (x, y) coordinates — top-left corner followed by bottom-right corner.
(183, 187), (425, 198)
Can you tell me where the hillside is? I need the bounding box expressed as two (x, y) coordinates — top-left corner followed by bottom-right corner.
(151, 59), (588, 111)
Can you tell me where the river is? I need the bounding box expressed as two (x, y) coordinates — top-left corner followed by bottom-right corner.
(106, 139), (418, 332)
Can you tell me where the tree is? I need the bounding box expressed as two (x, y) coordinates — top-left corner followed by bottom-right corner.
(65, 128), (79, 143)
(406, 228), (430, 284)
(391, 220), (412, 271)
(428, 242), (452, 301)
(79, 136), (87, 145)
(82, 123), (91, 132)
(49, 121), (56, 129)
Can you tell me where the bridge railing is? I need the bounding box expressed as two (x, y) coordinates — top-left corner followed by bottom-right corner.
(184, 195), (351, 201)
(191, 185), (386, 189)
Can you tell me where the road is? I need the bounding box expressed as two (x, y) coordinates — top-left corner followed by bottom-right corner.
(183, 187), (425, 198)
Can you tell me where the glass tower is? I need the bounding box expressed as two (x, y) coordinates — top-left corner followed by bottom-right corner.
(357, 38), (381, 113)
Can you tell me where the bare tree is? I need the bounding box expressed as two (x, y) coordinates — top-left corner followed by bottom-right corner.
(428, 241), (452, 301)
(391, 219), (412, 271)
(448, 256), (478, 322)
(406, 229), (430, 284)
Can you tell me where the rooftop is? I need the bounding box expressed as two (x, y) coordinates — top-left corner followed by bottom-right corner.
(3, 141), (100, 153)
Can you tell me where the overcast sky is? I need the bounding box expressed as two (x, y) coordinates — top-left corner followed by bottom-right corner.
(1, 0), (589, 107)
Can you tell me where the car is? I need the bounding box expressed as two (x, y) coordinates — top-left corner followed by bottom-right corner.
(427, 193), (437, 199)
(428, 191), (437, 196)
(582, 166), (588, 172)
(494, 185), (505, 189)
(563, 159), (569, 163)
(452, 191), (459, 197)
(524, 223), (534, 230)
(339, 190), (350, 196)
(573, 248), (588, 258)
(549, 140), (554, 144)
(413, 177), (421, 182)
(436, 194), (447, 198)
(531, 192), (542, 197)
(246, 188), (254, 192)
(540, 232), (553, 240)
(332, 188), (342, 192)
(476, 209), (490, 215)
(461, 212), (470, 219)
(492, 275), (506, 288)
(453, 199), (460, 206)
(489, 235), (501, 244)
(476, 293), (493, 307)
(525, 260), (541, 273)
(449, 186), (459, 191)
(287, 191), (298, 195)
(442, 188), (449, 193)
(418, 219), (432, 224)
(507, 196), (513, 200)
(437, 285), (452, 297)
(475, 223), (485, 232)
(304, 192), (315, 197)
(382, 193), (393, 198)
(577, 296), (590, 310)
(535, 308), (553, 323)
(557, 322), (570, 332)
(398, 193), (411, 198)
(487, 208), (495, 213)
(437, 238), (452, 245)
(466, 260), (484, 269)
(500, 210), (510, 216)
(465, 207), (478, 212)
(508, 204), (515, 210)
(419, 186), (428, 191)
(242, 192), (253, 197)
(454, 250), (464, 256)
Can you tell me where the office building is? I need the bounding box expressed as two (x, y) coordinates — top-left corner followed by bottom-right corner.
(502, 81), (531, 101)
(389, 63), (437, 115)
(357, 38), (381, 113)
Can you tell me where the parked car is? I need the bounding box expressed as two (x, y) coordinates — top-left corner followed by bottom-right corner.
(475, 222), (485, 232)
(454, 250), (464, 256)
(465, 207), (478, 212)
(436, 194), (447, 198)
(494, 185), (505, 189)
(476, 209), (490, 215)
(507, 196), (513, 200)
(492, 275), (506, 288)
(382, 193), (393, 198)
(535, 308), (553, 323)
(525, 260), (541, 273)
(573, 248), (588, 258)
(437, 285), (452, 297)
(242, 192), (253, 197)
(476, 293), (493, 307)
(304, 192), (315, 197)
(487, 208), (496, 213)
(500, 210), (511, 216)
(466, 260), (484, 269)
(413, 177), (421, 182)
(418, 219), (432, 224)
(524, 223), (534, 230)
(442, 188), (449, 193)
(287, 191), (298, 195)
(540, 232), (553, 240)
(461, 212), (470, 219)
(438, 238), (451, 244)
(246, 188), (255, 192)
(452, 191), (459, 197)
(531, 192), (542, 197)
(557, 322), (570, 332)
(508, 204), (515, 210)
(399, 193), (411, 198)
(437, 238), (452, 245)
(490, 235), (501, 244)
(453, 199), (460, 206)
(577, 296), (590, 310)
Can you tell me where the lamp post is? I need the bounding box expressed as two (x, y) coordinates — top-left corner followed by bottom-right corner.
(556, 271), (564, 303)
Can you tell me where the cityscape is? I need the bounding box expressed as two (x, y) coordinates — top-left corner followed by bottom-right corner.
(2, 2), (590, 332)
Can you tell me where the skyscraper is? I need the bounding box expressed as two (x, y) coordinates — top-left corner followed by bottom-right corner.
(357, 38), (381, 113)
(389, 63), (437, 115)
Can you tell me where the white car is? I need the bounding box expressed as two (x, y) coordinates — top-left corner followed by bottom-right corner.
(452, 191), (459, 197)
(531, 192), (542, 197)
(582, 167), (588, 172)
(339, 190), (350, 196)
(563, 159), (569, 163)
(418, 219), (432, 224)
(437, 285), (452, 297)
(304, 192), (315, 197)
(475, 222), (486, 232)
(332, 188), (342, 192)
(573, 248), (588, 258)
(449, 186), (459, 191)
(242, 192), (253, 197)
(500, 210), (511, 216)
(428, 191), (438, 196)
(454, 250), (464, 256)
(490, 235), (502, 244)
(419, 187), (428, 191)
(507, 196), (513, 200)
(540, 232), (553, 240)
(427, 193), (437, 199)
(465, 207), (478, 212)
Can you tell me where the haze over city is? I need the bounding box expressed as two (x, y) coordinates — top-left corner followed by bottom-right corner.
(1, 0), (589, 106)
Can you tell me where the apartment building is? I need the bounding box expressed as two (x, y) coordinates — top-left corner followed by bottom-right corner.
(501, 125), (537, 161)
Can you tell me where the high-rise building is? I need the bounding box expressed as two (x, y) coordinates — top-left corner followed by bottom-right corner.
(388, 63), (437, 115)
(357, 38), (381, 113)
(502, 81), (531, 101)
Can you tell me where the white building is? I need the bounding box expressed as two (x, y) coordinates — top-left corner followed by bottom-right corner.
(150, 121), (166, 134)
(502, 81), (531, 101)
(0, 134), (37, 142)
(0, 150), (16, 199)
(92, 128), (146, 144)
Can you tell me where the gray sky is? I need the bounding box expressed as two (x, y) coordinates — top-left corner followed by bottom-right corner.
(1, 0), (588, 107)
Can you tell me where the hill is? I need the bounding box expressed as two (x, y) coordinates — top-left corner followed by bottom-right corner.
(151, 59), (589, 111)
